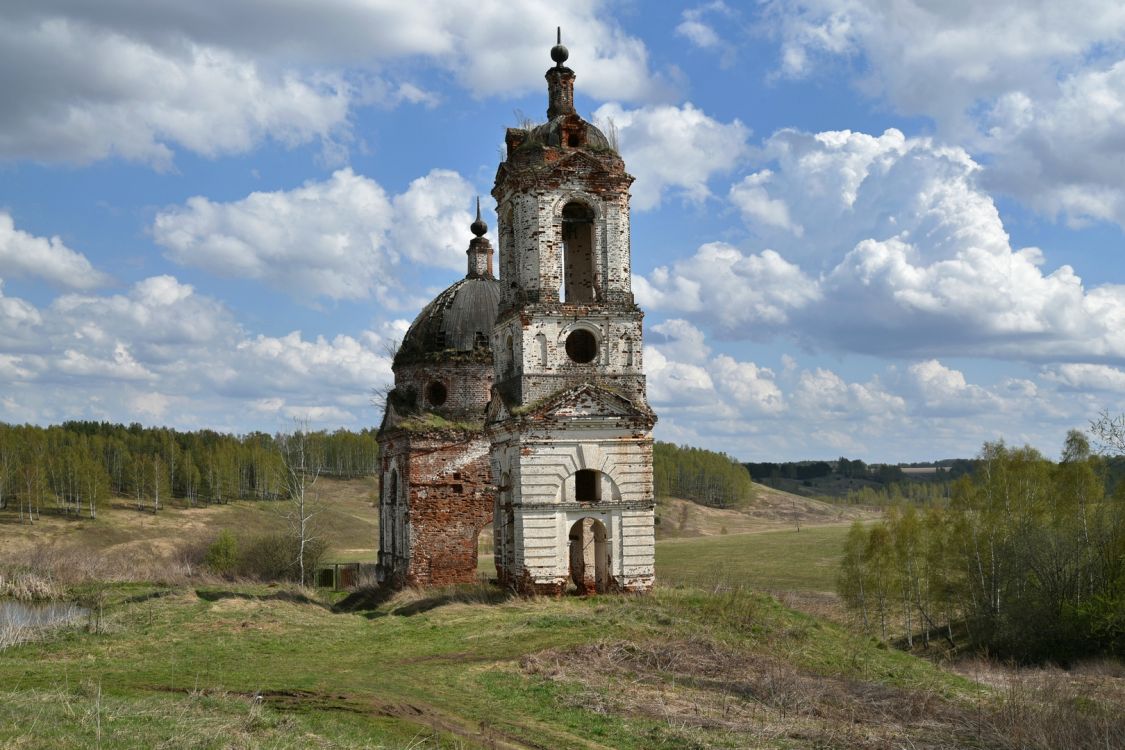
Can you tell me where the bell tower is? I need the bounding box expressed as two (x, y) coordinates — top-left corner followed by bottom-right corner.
(487, 30), (656, 594)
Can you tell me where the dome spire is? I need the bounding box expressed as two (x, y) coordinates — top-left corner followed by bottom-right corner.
(466, 196), (493, 279)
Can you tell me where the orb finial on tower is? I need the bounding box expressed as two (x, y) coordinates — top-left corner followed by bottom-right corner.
(470, 196), (488, 237)
(550, 27), (569, 68)
(545, 27), (576, 119)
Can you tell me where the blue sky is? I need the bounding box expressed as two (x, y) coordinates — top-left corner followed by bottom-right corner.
(3, 1), (1125, 463)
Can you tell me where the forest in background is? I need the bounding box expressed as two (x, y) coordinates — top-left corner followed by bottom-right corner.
(0, 421), (379, 521)
(0, 424), (763, 523)
(748, 454), (1125, 509)
(653, 441), (756, 508)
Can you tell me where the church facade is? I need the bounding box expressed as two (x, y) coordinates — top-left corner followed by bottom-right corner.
(377, 33), (655, 594)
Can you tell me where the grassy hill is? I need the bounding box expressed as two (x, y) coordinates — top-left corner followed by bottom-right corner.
(0, 579), (1061, 749)
(656, 482), (875, 539)
(4, 580), (1120, 747)
(3, 481), (1122, 748)
(0, 477), (380, 569)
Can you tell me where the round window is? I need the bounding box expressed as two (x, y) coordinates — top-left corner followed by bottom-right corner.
(426, 381), (448, 406)
(565, 329), (598, 364)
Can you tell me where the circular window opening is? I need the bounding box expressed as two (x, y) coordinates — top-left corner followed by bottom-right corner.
(426, 381), (448, 406)
(565, 329), (598, 364)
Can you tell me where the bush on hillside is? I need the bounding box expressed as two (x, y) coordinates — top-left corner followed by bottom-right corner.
(237, 532), (327, 585)
(203, 529), (239, 576)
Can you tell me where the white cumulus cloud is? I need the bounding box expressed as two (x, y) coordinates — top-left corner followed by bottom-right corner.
(0, 212), (109, 289)
(0, 2), (671, 167)
(641, 127), (1125, 362)
(154, 168), (476, 303)
(594, 102), (750, 210)
(1043, 363), (1125, 393)
(763, 0), (1125, 228)
(0, 274), (395, 431)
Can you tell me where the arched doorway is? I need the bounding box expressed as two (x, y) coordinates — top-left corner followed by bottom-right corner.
(567, 517), (609, 594)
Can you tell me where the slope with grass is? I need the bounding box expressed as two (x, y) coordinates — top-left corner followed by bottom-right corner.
(0, 477), (379, 571)
(656, 482), (876, 539)
(3, 477), (1123, 748)
(3, 580), (1122, 749)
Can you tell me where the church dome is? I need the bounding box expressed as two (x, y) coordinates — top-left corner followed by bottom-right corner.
(526, 116), (612, 151)
(393, 276), (500, 367)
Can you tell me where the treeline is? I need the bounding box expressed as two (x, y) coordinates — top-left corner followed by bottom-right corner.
(747, 457), (975, 484)
(745, 460), (834, 481)
(841, 481), (954, 508)
(840, 457), (1125, 508)
(0, 421), (379, 521)
(838, 433), (1125, 660)
(653, 442), (755, 508)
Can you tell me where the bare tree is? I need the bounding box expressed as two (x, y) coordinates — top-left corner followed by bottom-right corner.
(369, 337), (400, 415)
(277, 419), (324, 585)
(1090, 409), (1125, 455)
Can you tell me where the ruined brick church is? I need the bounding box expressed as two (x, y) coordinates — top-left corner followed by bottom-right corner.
(376, 33), (655, 594)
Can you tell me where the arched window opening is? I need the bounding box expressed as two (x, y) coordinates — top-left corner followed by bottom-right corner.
(561, 201), (596, 303)
(426, 381), (447, 406)
(574, 469), (600, 502)
(505, 334), (516, 374)
(624, 337), (634, 367)
(565, 328), (597, 364)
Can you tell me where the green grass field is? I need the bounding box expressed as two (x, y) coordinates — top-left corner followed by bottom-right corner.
(0, 580), (982, 749)
(3, 491), (1122, 748)
(656, 524), (856, 593)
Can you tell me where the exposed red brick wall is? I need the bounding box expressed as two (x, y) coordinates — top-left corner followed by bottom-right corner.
(377, 429), (494, 588)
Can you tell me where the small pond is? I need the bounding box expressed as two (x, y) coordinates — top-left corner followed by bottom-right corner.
(0, 600), (88, 630)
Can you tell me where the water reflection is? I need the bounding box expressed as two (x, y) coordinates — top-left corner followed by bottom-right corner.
(0, 600), (87, 629)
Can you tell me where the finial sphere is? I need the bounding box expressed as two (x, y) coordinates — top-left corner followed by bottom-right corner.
(551, 26), (569, 65)
(471, 197), (488, 237)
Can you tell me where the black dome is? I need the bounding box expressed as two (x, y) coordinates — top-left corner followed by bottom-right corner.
(394, 276), (501, 367)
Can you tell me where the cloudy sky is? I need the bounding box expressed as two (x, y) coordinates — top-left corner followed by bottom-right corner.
(3, 1), (1125, 462)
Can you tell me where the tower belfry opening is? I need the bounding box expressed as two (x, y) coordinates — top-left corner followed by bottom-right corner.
(561, 201), (596, 303)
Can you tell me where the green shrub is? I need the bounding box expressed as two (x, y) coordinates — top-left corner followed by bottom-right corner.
(204, 529), (239, 576)
(237, 532), (327, 585)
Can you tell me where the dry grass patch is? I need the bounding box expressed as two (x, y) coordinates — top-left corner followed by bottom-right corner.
(519, 632), (1125, 750)
(521, 636), (973, 748)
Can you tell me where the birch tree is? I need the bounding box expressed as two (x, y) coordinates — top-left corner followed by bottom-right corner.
(277, 420), (324, 585)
